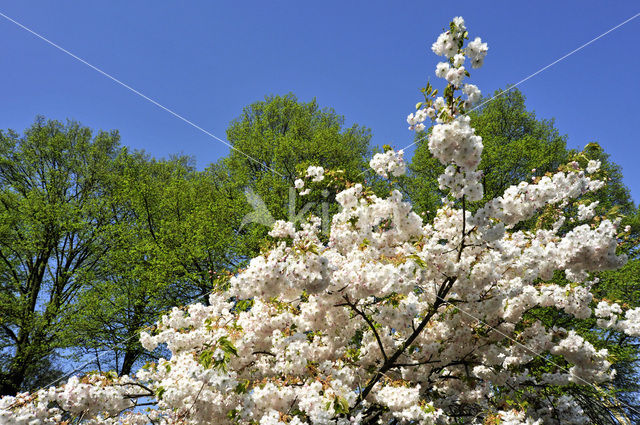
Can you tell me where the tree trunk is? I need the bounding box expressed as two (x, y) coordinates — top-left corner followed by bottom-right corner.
(0, 369), (24, 396)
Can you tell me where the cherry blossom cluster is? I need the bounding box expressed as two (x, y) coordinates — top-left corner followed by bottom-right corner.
(437, 165), (483, 201)
(430, 17), (487, 68)
(586, 159), (601, 174)
(595, 301), (640, 336)
(406, 108), (430, 132)
(295, 166), (327, 195)
(428, 116), (483, 171)
(409, 16), (489, 201)
(369, 149), (406, 178)
(465, 37), (489, 69)
(1, 17), (637, 425)
(497, 410), (542, 425)
(577, 201), (599, 221)
(431, 17), (467, 60)
(306, 166), (325, 182)
(407, 18), (484, 134)
(470, 170), (605, 228)
(0, 374), (146, 425)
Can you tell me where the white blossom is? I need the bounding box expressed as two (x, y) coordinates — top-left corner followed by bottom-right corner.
(453, 53), (465, 67)
(586, 159), (601, 174)
(369, 149), (406, 178)
(577, 201), (598, 221)
(305, 165), (324, 182)
(462, 83), (481, 104)
(435, 61), (450, 78)
(466, 36), (488, 68)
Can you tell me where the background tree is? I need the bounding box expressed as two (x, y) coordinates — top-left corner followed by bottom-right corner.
(0, 117), (120, 395)
(65, 151), (191, 377)
(224, 93), (372, 245)
(66, 151), (253, 376)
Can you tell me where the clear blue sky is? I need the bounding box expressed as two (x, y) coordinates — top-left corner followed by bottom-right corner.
(1, 1), (638, 202)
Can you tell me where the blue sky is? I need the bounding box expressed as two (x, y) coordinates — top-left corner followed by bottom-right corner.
(1, 1), (638, 202)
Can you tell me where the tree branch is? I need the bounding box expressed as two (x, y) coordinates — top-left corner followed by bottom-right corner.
(352, 275), (456, 410)
(342, 295), (388, 362)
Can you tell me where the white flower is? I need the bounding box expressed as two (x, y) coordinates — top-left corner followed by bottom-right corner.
(453, 16), (466, 30)
(369, 149), (406, 178)
(453, 53), (465, 67)
(139, 332), (157, 351)
(445, 66), (465, 87)
(269, 220), (296, 238)
(577, 201), (598, 221)
(408, 109), (428, 128)
(435, 62), (450, 78)
(586, 159), (601, 174)
(466, 36), (488, 68)
(306, 165), (324, 182)
(213, 348), (225, 361)
(462, 83), (481, 104)
(294, 179), (304, 189)
(429, 115), (483, 171)
(498, 410), (542, 425)
(432, 32), (457, 58)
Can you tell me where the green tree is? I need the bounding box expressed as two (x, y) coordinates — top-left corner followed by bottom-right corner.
(66, 151), (252, 376)
(65, 151), (190, 376)
(225, 93), (372, 242)
(0, 117), (121, 395)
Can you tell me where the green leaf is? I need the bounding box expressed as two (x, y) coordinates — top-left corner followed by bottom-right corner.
(333, 396), (350, 414)
(408, 254), (427, 268)
(156, 386), (166, 399)
(218, 335), (238, 357)
(235, 380), (250, 394)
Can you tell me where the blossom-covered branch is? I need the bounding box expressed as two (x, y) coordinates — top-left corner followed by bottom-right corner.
(1, 16), (636, 425)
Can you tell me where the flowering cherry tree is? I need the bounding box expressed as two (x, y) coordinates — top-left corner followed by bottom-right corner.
(2, 17), (638, 425)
